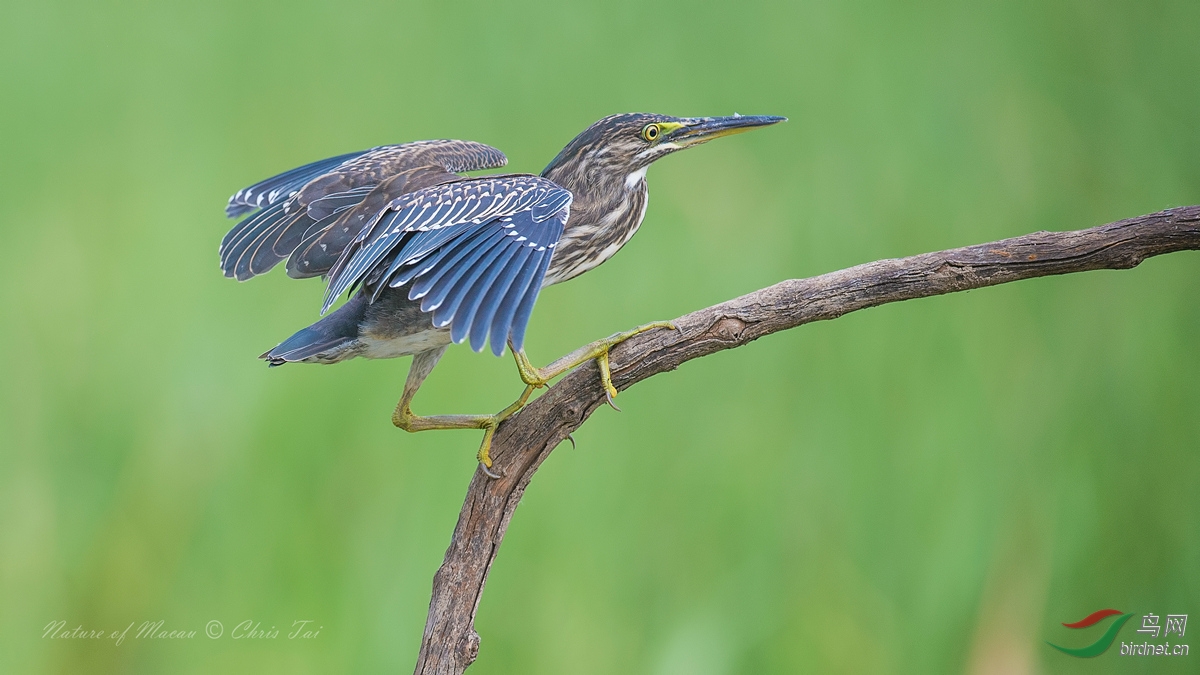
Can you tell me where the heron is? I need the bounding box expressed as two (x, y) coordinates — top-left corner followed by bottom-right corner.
(219, 113), (785, 476)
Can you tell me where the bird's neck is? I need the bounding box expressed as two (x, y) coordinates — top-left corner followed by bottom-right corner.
(539, 163), (649, 286)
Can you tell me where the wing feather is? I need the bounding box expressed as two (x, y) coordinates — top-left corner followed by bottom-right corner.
(222, 140), (507, 280)
(458, 244), (524, 351)
(304, 185), (376, 222)
(488, 246), (544, 355)
(220, 204), (296, 279)
(225, 150), (369, 217)
(412, 229), (500, 308)
(508, 247), (555, 351)
(285, 166), (464, 279)
(220, 201), (285, 255)
(319, 175), (570, 354)
(472, 244), (533, 354)
(432, 231), (513, 331)
(321, 177), (551, 312)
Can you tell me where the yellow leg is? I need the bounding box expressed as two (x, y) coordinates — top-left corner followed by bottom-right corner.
(393, 346), (536, 478)
(393, 386), (535, 477)
(511, 321), (677, 407)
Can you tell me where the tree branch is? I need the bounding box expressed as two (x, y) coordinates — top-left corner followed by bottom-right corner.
(412, 205), (1200, 674)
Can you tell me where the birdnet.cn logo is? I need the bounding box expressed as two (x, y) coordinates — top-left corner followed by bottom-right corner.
(1046, 609), (1189, 658)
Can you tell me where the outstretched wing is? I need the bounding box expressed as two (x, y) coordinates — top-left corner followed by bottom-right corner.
(325, 175), (571, 356)
(225, 149), (370, 218)
(284, 165), (465, 280)
(219, 140), (508, 281)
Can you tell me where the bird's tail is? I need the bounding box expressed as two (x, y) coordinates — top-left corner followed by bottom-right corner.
(261, 293), (367, 366)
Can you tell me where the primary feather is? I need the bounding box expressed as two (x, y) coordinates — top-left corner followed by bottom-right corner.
(220, 140), (508, 281)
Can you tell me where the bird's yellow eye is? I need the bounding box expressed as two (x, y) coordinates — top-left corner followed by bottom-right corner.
(641, 124), (660, 142)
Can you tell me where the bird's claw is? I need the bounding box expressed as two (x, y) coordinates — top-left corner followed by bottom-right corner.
(565, 432), (576, 449)
(478, 461), (503, 479)
(604, 388), (621, 411)
(476, 423), (502, 479)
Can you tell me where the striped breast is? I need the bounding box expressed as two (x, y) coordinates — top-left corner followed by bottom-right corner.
(542, 179), (648, 286)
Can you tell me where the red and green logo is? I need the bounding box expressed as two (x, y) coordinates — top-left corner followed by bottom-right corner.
(1048, 609), (1134, 658)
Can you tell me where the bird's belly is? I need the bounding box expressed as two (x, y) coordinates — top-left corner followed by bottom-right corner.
(360, 327), (452, 359)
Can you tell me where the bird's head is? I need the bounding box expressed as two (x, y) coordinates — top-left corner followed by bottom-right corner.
(542, 112), (786, 188)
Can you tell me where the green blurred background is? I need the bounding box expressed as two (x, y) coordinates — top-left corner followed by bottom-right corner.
(2, 1), (1198, 673)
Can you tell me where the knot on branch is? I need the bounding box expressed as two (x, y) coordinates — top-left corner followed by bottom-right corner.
(459, 631), (480, 665)
(560, 400), (583, 423)
(710, 316), (748, 342)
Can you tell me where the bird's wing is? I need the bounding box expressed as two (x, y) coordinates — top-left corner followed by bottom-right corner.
(224, 149), (370, 218)
(220, 140), (508, 281)
(284, 165), (465, 279)
(324, 175), (571, 356)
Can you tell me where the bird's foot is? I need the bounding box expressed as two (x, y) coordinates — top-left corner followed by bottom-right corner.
(511, 321), (677, 406)
(475, 384), (537, 477)
(392, 384), (536, 480)
(475, 423), (503, 479)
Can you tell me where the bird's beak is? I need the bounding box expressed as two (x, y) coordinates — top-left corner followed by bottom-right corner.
(668, 114), (787, 147)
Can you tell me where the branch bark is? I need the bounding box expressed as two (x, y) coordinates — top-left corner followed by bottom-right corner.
(412, 205), (1200, 674)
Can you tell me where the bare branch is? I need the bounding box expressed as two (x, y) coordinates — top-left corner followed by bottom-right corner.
(413, 205), (1200, 674)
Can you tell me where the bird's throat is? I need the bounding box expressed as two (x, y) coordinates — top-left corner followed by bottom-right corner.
(624, 166), (648, 189)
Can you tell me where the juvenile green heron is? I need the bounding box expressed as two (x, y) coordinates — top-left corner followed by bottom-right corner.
(220, 112), (784, 476)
